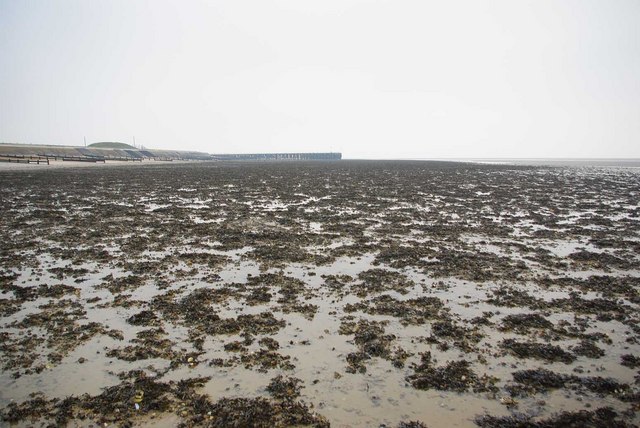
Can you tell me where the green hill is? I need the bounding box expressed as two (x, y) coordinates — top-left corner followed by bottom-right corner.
(88, 142), (137, 149)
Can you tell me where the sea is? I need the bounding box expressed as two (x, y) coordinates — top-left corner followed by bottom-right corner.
(434, 158), (640, 168)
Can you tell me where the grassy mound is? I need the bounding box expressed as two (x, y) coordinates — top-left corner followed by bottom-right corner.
(88, 142), (137, 149)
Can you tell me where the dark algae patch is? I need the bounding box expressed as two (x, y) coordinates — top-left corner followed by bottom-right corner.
(406, 351), (498, 393)
(622, 354), (640, 369)
(507, 368), (639, 402)
(180, 396), (329, 427)
(475, 407), (635, 428)
(1, 160), (639, 426)
(339, 318), (396, 373)
(499, 313), (554, 334)
(1, 373), (328, 427)
(266, 375), (304, 400)
(500, 339), (577, 364)
(2, 374), (191, 425)
(344, 295), (445, 325)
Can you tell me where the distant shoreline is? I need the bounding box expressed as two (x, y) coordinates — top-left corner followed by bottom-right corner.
(0, 158), (198, 172)
(386, 158), (640, 167)
(3, 157), (640, 173)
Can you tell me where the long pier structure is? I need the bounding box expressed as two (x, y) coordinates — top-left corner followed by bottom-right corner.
(211, 152), (341, 161)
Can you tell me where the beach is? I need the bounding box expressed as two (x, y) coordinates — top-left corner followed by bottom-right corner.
(1, 160), (638, 427)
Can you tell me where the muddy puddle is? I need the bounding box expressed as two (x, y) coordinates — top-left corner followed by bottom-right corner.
(0, 160), (639, 427)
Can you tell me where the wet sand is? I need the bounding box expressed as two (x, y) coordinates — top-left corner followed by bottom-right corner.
(0, 160), (638, 427)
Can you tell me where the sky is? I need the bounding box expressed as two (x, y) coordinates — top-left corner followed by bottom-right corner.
(1, 0), (639, 159)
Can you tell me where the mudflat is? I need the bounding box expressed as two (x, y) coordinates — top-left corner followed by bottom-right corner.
(0, 160), (638, 427)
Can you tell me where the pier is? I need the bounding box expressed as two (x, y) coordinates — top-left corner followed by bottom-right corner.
(211, 152), (341, 161)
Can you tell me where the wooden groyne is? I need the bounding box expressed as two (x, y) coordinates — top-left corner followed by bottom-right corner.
(0, 154), (50, 164)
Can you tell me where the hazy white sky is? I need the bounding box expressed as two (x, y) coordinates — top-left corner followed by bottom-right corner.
(1, 0), (639, 158)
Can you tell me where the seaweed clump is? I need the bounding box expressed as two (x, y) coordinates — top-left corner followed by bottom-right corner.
(397, 422), (429, 428)
(506, 368), (638, 402)
(499, 313), (553, 334)
(475, 406), (633, 428)
(1, 374), (329, 428)
(339, 318), (396, 373)
(266, 375), (304, 401)
(621, 354), (640, 369)
(352, 268), (415, 296)
(182, 396), (329, 428)
(344, 295), (444, 325)
(501, 339), (576, 364)
(570, 339), (605, 359)
(106, 328), (176, 362)
(406, 352), (498, 393)
(1, 375), (196, 426)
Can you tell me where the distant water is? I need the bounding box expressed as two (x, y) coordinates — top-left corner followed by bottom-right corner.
(438, 158), (640, 168)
